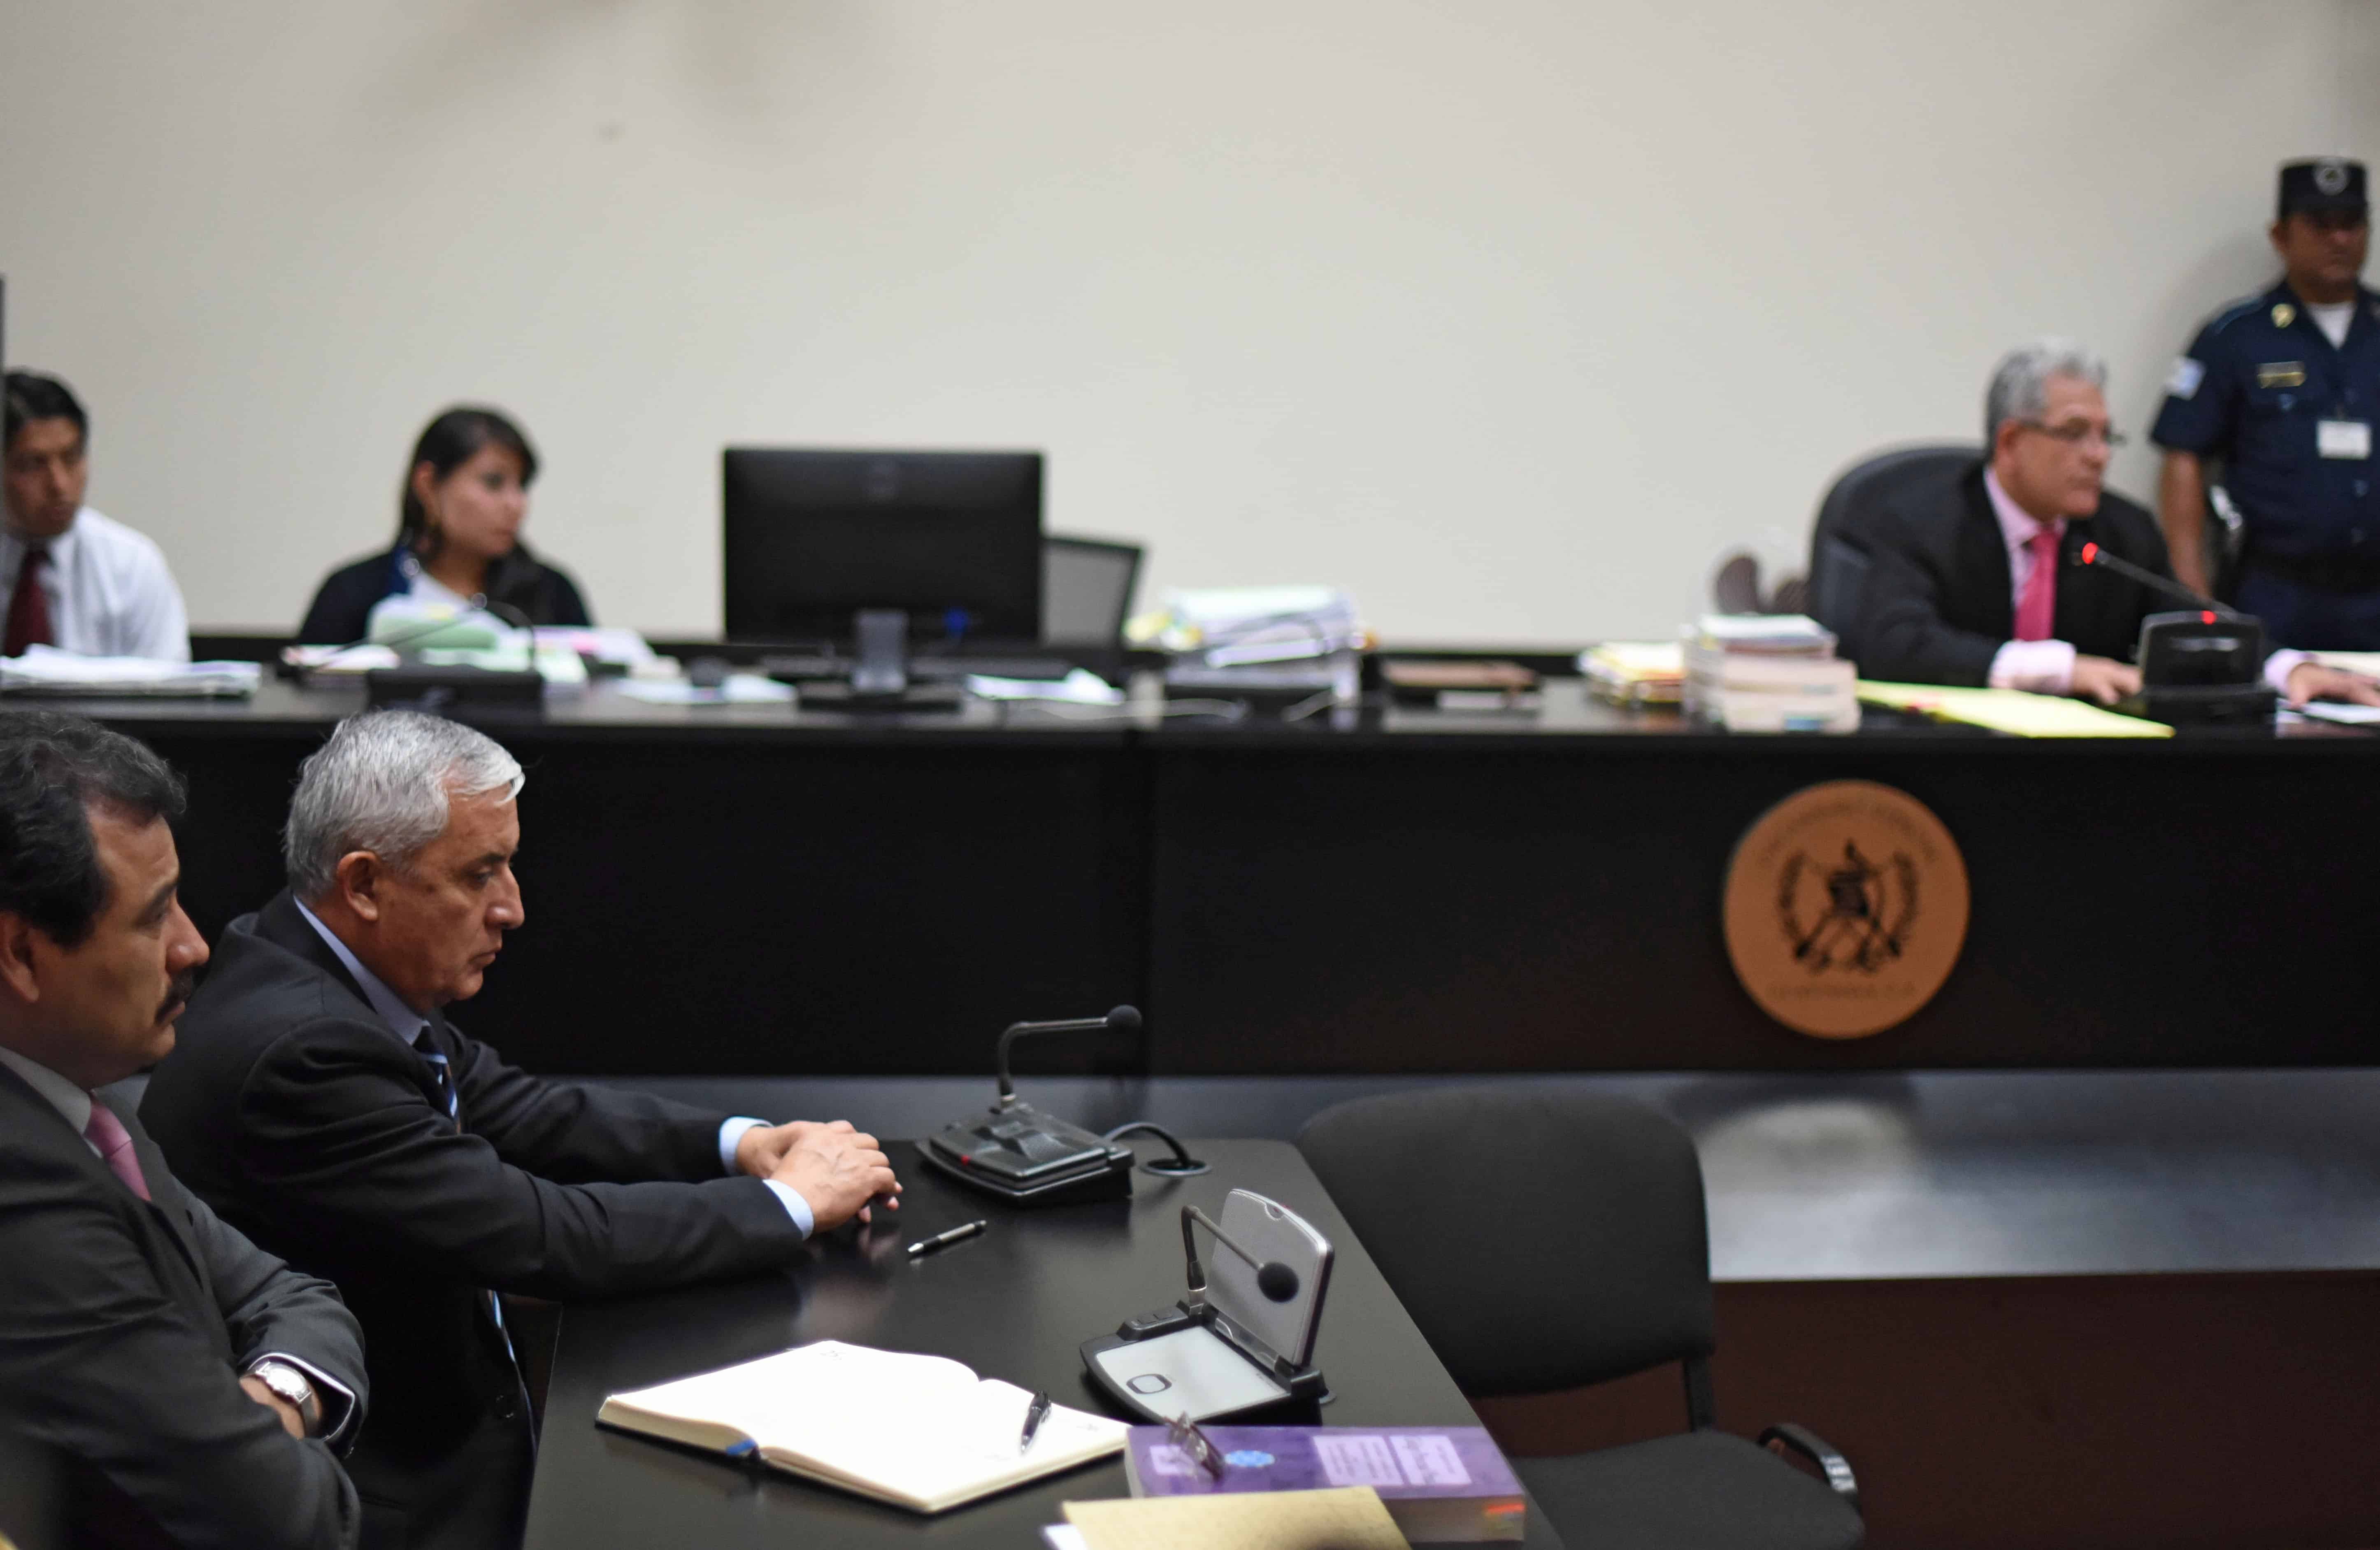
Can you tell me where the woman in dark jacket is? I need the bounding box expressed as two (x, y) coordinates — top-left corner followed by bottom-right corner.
(298, 406), (592, 643)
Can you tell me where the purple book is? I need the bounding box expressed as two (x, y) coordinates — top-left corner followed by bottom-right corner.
(1124, 1426), (1527, 1543)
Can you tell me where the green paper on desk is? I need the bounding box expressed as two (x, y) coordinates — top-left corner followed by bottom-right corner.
(1857, 682), (2173, 738)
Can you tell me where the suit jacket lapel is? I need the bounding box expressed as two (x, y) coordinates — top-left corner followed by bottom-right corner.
(0, 1069), (224, 1355)
(1955, 468), (2015, 629)
(2051, 519), (2095, 647)
(98, 1092), (218, 1305)
(249, 890), (454, 1117)
(2055, 498), (2137, 651)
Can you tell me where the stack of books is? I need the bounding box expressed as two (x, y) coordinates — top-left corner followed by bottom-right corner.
(1683, 614), (1858, 733)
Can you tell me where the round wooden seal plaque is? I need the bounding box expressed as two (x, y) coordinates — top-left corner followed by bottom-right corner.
(1722, 779), (1969, 1040)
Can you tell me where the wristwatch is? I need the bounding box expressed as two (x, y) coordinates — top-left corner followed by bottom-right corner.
(248, 1359), (323, 1437)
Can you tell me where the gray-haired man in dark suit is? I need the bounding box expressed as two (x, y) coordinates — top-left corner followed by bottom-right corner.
(142, 710), (898, 1550)
(0, 710), (367, 1549)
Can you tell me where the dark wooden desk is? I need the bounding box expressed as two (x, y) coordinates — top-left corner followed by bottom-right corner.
(519, 1140), (1564, 1549)
(56, 675), (2380, 1073)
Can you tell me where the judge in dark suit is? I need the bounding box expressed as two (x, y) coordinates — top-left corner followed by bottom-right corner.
(0, 711), (367, 1550)
(1857, 338), (2380, 707)
(141, 710), (899, 1550)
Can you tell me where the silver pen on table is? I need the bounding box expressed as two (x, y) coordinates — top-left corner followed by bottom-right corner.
(905, 1219), (988, 1258)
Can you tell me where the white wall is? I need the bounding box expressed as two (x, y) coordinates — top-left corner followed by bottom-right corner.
(3, 1), (2375, 642)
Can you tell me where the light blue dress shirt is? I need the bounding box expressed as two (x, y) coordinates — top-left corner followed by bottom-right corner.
(291, 901), (810, 1235)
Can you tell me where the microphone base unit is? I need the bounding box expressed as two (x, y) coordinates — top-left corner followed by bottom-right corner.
(2115, 683), (2280, 726)
(921, 1102), (1136, 1206)
(793, 679), (967, 712)
(2124, 610), (2275, 725)
(364, 666), (546, 719)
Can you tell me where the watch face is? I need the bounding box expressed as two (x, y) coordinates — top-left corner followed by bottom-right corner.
(255, 1363), (311, 1408)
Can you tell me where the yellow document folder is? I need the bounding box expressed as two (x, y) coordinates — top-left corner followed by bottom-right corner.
(1856, 682), (2173, 738)
(1064, 1485), (1410, 1550)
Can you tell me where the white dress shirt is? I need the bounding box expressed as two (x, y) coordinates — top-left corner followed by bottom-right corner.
(0, 1041), (359, 1444)
(0, 507), (190, 662)
(1981, 470), (2301, 696)
(291, 901), (811, 1235)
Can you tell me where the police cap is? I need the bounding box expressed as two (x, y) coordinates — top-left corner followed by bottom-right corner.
(2278, 157), (2368, 221)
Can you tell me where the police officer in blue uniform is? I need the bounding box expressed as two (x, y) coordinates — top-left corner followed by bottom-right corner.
(2153, 158), (2380, 647)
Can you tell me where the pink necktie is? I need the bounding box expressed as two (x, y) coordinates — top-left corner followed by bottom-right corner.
(84, 1102), (152, 1201)
(2013, 526), (2060, 641)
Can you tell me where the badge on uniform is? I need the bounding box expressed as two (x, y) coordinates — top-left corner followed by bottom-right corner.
(2317, 419), (2372, 460)
(2273, 303), (2297, 329)
(2258, 362), (2307, 389)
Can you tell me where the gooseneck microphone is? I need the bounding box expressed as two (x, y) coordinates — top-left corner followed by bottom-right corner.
(994, 1005), (1142, 1108)
(1181, 1205), (1300, 1303)
(2073, 541), (2244, 621)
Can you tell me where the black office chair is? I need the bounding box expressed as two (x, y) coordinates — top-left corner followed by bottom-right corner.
(1299, 1089), (1864, 1550)
(1043, 535), (1144, 645)
(1805, 443), (1976, 662)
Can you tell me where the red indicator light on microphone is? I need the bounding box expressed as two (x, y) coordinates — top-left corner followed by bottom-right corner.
(2202, 610), (2216, 623)
(2080, 542), (2099, 564)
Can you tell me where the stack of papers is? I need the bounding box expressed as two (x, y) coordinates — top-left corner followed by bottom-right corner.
(1132, 586), (1364, 667)
(1693, 612), (1837, 654)
(1857, 681), (2173, 737)
(966, 668), (1125, 705)
(1578, 641), (1685, 705)
(2292, 701), (2380, 726)
(285, 642), (589, 692)
(614, 673), (794, 705)
(0, 647), (260, 698)
(532, 626), (658, 668)
(283, 643), (402, 674)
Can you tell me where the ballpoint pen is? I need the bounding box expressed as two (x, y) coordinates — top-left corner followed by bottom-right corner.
(906, 1219), (988, 1258)
(1018, 1390), (1051, 1452)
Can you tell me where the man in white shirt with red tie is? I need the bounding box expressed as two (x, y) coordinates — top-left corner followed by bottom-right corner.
(2, 372), (190, 662)
(1857, 339), (2380, 706)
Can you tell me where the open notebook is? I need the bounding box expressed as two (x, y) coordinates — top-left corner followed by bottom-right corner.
(596, 1340), (1130, 1513)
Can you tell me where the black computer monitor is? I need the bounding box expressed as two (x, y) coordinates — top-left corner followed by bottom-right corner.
(721, 449), (1044, 643)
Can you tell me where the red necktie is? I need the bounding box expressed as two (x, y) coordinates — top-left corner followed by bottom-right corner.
(84, 1102), (152, 1201)
(5, 549), (53, 656)
(2013, 526), (2060, 642)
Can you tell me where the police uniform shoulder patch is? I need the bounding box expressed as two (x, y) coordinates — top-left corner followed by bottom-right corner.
(2273, 303), (2296, 329)
(2165, 357), (2206, 399)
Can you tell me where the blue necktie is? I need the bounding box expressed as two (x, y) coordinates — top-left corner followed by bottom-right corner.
(414, 1028), (525, 1397)
(414, 1030), (460, 1124)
